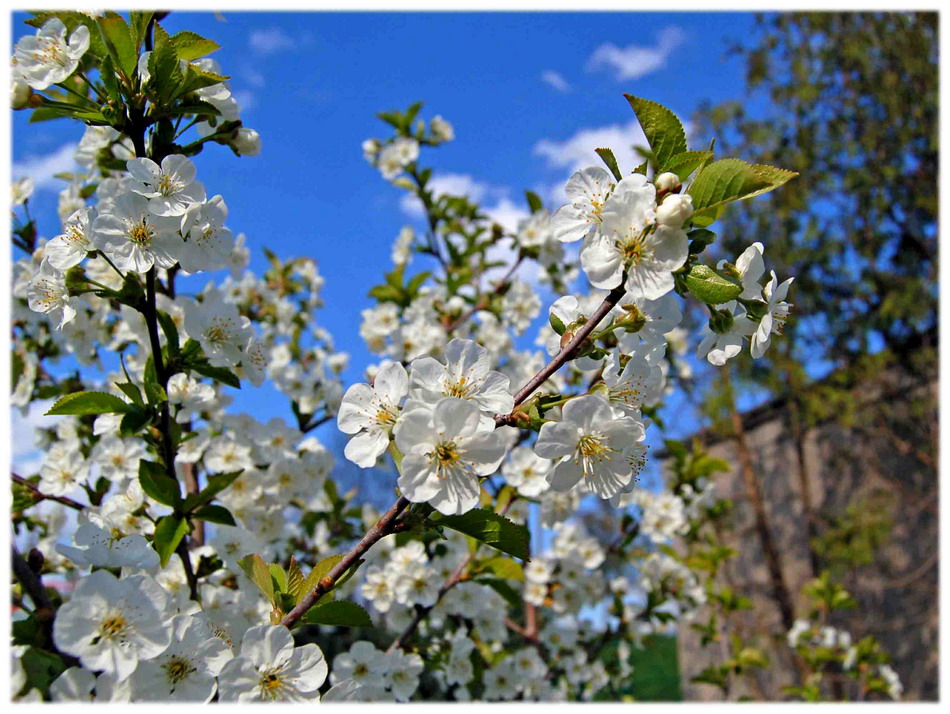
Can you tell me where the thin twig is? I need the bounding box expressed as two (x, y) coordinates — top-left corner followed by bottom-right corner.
(12, 473), (85, 511)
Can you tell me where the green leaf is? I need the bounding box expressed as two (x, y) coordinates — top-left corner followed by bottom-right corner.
(157, 310), (180, 359)
(129, 11), (153, 52)
(170, 30), (221, 61)
(664, 150), (714, 181)
(119, 408), (152, 436)
(299, 554), (345, 600)
(153, 515), (189, 568)
(688, 159), (797, 223)
(183, 470), (243, 511)
(20, 647), (67, 698)
(287, 557), (306, 601)
(595, 147), (623, 182)
(476, 556), (525, 581)
(138, 460), (181, 508)
(46, 391), (131, 416)
(478, 577), (522, 608)
(238, 554), (276, 604)
(192, 504), (236, 526)
(525, 190), (544, 214)
(303, 600), (373, 628)
(683, 264), (743, 305)
(624, 95), (688, 170)
(436, 509), (530, 561)
(549, 311), (567, 336)
(148, 24), (184, 104)
(98, 13), (138, 78)
(269, 563), (288, 593)
(189, 362), (241, 388)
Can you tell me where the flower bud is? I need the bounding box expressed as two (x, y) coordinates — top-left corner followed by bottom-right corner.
(11, 79), (31, 110)
(709, 308), (735, 335)
(617, 304), (647, 333)
(656, 193), (693, 228)
(229, 127), (261, 156)
(654, 171), (682, 196)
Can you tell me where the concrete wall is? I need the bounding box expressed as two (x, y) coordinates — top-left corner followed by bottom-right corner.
(676, 375), (938, 701)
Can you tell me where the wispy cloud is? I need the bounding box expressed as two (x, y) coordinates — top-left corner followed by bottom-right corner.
(588, 26), (685, 81)
(534, 121), (649, 179)
(541, 70), (571, 93)
(249, 27), (294, 55)
(12, 142), (79, 192)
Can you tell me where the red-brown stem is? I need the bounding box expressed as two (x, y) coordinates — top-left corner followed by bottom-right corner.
(280, 496), (411, 628)
(12, 473), (85, 511)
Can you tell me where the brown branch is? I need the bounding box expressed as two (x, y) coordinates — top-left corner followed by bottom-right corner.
(495, 278), (628, 426)
(12, 473), (85, 511)
(280, 496), (411, 628)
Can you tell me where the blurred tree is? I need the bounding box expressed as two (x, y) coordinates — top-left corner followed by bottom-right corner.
(694, 12), (937, 375)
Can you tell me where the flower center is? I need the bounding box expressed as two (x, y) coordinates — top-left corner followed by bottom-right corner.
(444, 376), (471, 398)
(375, 406), (397, 427)
(162, 655), (197, 685)
(574, 433), (615, 475)
(95, 612), (129, 643)
(128, 219), (154, 247)
(258, 668), (287, 700)
(157, 173), (181, 196)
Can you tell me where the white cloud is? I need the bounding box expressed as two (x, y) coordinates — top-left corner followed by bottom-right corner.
(541, 70), (571, 93)
(249, 27), (294, 55)
(588, 26), (685, 81)
(11, 399), (59, 476)
(533, 120), (649, 179)
(12, 142), (79, 192)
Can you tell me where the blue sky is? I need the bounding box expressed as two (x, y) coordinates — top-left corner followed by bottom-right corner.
(12, 10), (766, 482)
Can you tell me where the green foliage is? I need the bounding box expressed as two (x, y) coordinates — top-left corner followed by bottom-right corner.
(138, 459), (182, 508)
(625, 94), (688, 170)
(434, 509), (530, 561)
(152, 514), (189, 568)
(45, 391), (131, 416)
(683, 264), (743, 305)
(302, 601), (373, 628)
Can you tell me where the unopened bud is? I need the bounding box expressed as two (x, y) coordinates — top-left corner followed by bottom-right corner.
(656, 193), (694, 228)
(617, 304), (647, 333)
(11, 80), (31, 110)
(559, 330), (575, 351)
(709, 308), (735, 335)
(654, 171), (682, 198)
(719, 262), (742, 281)
(229, 127), (261, 156)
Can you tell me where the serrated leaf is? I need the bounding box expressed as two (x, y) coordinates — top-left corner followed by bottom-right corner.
(664, 150), (714, 181)
(192, 504), (236, 526)
(269, 563), (288, 593)
(46, 391), (131, 416)
(299, 554), (345, 599)
(476, 556), (524, 581)
(129, 11), (153, 52)
(683, 264), (743, 305)
(153, 515), (189, 568)
(595, 147), (623, 182)
(138, 460), (181, 507)
(688, 159), (796, 223)
(437, 509), (530, 561)
(303, 600), (373, 628)
(170, 30), (221, 61)
(97, 13), (137, 78)
(189, 361), (240, 388)
(156, 310), (180, 359)
(287, 557), (305, 601)
(183, 470), (243, 511)
(625, 95), (688, 170)
(238, 554), (275, 604)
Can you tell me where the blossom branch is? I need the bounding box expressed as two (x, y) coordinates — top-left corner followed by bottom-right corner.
(495, 276), (628, 425)
(12, 472), (85, 511)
